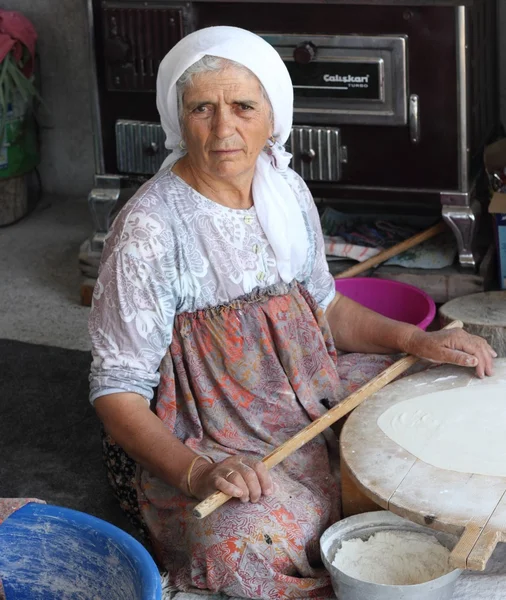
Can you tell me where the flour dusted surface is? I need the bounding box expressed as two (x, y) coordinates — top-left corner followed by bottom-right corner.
(332, 530), (452, 585)
(377, 384), (506, 478)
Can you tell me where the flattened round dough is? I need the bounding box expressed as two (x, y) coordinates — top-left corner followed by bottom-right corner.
(377, 384), (506, 477)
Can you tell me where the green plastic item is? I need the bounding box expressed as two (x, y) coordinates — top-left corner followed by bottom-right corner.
(0, 93), (39, 179)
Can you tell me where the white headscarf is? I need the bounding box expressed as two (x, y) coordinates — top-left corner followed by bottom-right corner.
(156, 26), (309, 283)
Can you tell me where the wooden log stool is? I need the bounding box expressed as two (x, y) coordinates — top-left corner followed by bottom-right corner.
(439, 291), (506, 357)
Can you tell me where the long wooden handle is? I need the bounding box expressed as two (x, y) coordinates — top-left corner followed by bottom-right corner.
(334, 221), (447, 280)
(193, 320), (464, 519)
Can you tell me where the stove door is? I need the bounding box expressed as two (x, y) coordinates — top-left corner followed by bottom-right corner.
(263, 34), (407, 127)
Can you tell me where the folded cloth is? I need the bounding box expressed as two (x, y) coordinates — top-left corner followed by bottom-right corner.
(0, 497), (45, 526)
(334, 220), (417, 249)
(385, 231), (457, 269)
(324, 235), (380, 262)
(322, 207), (457, 270)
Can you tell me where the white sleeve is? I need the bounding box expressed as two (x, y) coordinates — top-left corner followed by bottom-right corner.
(88, 194), (177, 405)
(287, 170), (336, 311)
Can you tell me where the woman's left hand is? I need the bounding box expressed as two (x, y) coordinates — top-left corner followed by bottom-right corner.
(403, 327), (497, 378)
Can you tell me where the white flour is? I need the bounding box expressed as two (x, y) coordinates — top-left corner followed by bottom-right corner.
(332, 530), (451, 585)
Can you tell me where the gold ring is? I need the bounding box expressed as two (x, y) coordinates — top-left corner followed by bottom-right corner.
(224, 469), (236, 480)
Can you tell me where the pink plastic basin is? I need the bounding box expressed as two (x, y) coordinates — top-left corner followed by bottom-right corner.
(334, 277), (436, 330)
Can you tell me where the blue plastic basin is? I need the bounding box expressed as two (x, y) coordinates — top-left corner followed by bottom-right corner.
(0, 503), (161, 600)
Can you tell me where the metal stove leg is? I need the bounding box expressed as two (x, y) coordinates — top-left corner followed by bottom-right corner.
(88, 175), (121, 253)
(441, 199), (481, 269)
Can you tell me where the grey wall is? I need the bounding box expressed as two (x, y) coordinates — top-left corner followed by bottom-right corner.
(6, 1), (506, 198)
(4, 0), (95, 198)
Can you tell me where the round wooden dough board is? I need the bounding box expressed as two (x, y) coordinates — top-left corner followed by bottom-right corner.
(439, 292), (506, 357)
(340, 358), (506, 571)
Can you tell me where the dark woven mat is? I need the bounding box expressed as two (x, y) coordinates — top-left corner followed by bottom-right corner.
(0, 339), (132, 532)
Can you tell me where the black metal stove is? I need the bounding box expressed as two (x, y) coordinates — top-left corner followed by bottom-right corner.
(86, 0), (499, 268)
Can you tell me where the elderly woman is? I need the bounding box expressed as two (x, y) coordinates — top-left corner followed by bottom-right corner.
(89, 26), (495, 599)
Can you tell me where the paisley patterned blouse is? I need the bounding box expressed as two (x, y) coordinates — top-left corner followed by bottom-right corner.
(89, 167), (335, 404)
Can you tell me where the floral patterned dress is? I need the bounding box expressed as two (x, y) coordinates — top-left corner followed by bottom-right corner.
(89, 168), (393, 599)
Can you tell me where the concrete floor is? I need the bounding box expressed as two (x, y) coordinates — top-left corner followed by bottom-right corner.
(2, 196), (506, 600)
(0, 195), (91, 351)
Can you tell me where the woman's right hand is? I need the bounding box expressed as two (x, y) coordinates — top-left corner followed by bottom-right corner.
(190, 455), (273, 503)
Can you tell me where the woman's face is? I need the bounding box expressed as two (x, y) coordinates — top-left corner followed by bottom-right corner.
(180, 66), (273, 181)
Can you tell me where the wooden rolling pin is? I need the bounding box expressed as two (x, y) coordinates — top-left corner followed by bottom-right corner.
(193, 319), (464, 519)
(334, 221), (447, 279)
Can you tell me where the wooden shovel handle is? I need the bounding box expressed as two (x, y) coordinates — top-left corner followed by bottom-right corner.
(193, 320), (464, 519)
(334, 221), (447, 280)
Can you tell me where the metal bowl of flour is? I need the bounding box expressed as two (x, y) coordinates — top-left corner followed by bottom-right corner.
(320, 511), (462, 600)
